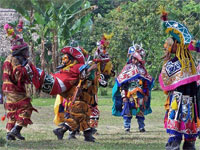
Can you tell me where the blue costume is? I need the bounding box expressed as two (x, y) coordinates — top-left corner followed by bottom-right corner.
(112, 43), (154, 132)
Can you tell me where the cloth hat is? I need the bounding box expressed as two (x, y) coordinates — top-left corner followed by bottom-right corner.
(128, 42), (145, 60)
(163, 20), (192, 45)
(161, 10), (192, 45)
(4, 21), (28, 52)
(61, 46), (85, 64)
(128, 46), (136, 55)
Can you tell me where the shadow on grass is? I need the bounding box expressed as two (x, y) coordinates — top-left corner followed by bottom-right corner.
(98, 136), (162, 141)
(98, 130), (166, 136)
(6, 140), (61, 149)
(7, 140), (165, 150)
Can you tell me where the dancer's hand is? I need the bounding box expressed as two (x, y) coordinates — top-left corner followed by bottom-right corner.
(123, 97), (128, 102)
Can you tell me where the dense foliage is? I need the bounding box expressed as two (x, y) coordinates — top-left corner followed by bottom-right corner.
(0, 0), (200, 90)
(79, 0), (200, 88)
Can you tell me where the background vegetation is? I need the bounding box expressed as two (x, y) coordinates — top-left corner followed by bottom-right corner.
(0, 0), (200, 91)
(0, 1), (200, 149)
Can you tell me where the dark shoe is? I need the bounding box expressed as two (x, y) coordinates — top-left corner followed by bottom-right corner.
(53, 123), (70, 140)
(75, 129), (81, 135)
(183, 141), (196, 150)
(91, 128), (97, 135)
(125, 128), (130, 133)
(6, 132), (16, 140)
(68, 131), (77, 140)
(165, 141), (181, 150)
(9, 125), (25, 140)
(53, 128), (68, 140)
(84, 128), (95, 142)
(139, 128), (146, 132)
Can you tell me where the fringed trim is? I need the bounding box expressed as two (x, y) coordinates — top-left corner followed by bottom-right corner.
(2, 82), (26, 93)
(167, 129), (198, 138)
(30, 64), (41, 89)
(2, 73), (10, 81)
(168, 135), (182, 143)
(7, 111), (16, 118)
(5, 98), (31, 110)
(159, 73), (200, 91)
(176, 43), (196, 74)
(184, 137), (196, 142)
(16, 117), (33, 126)
(2, 61), (12, 71)
(13, 66), (29, 88)
(6, 123), (15, 131)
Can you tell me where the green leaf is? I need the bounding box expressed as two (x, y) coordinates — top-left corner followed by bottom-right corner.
(34, 12), (46, 25)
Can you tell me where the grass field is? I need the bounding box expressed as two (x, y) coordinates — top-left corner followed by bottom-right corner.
(0, 90), (200, 150)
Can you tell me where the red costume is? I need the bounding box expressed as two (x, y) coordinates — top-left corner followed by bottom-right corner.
(2, 22), (40, 140)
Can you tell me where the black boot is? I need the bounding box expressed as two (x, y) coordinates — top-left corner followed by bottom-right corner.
(165, 140), (181, 150)
(84, 128), (95, 142)
(53, 123), (70, 140)
(139, 128), (146, 132)
(6, 132), (16, 140)
(91, 128), (97, 135)
(68, 131), (77, 140)
(183, 141), (196, 150)
(9, 125), (25, 140)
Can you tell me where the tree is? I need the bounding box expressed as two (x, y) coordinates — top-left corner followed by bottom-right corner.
(80, 0), (200, 88)
(1, 0), (96, 72)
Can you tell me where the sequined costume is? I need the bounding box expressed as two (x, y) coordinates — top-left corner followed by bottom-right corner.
(159, 9), (200, 150)
(112, 43), (153, 132)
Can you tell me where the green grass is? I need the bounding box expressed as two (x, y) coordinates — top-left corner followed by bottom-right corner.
(0, 90), (199, 150)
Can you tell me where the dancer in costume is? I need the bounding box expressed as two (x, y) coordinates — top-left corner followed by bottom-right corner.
(88, 33), (115, 134)
(159, 9), (200, 150)
(112, 42), (153, 132)
(2, 21), (41, 140)
(52, 34), (115, 141)
(93, 33), (115, 87)
(40, 46), (97, 142)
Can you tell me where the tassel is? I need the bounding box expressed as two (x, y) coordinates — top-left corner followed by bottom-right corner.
(171, 99), (178, 110)
(136, 108), (140, 114)
(1, 115), (6, 121)
(187, 120), (192, 129)
(169, 110), (175, 119)
(192, 120), (197, 133)
(103, 33), (114, 40)
(158, 6), (168, 21)
(197, 117), (200, 127)
(180, 121), (185, 130)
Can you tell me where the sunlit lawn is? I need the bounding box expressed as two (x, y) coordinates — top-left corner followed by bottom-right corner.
(0, 89), (200, 150)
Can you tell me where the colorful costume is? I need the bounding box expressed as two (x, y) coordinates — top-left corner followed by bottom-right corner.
(93, 33), (115, 87)
(159, 10), (200, 150)
(42, 46), (97, 142)
(88, 34), (115, 131)
(52, 35), (115, 141)
(112, 43), (153, 132)
(2, 22), (40, 140)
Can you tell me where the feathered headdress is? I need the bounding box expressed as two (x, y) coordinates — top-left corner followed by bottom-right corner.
(4, 20), (28, 52)
(98, 33), (114, 49)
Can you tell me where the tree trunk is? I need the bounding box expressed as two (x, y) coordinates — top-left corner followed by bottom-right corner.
(40, 33), (45, 70)
(29, 8), (36, 65)
(52, 29), (58, 72)
(0, 60), (2, 91)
